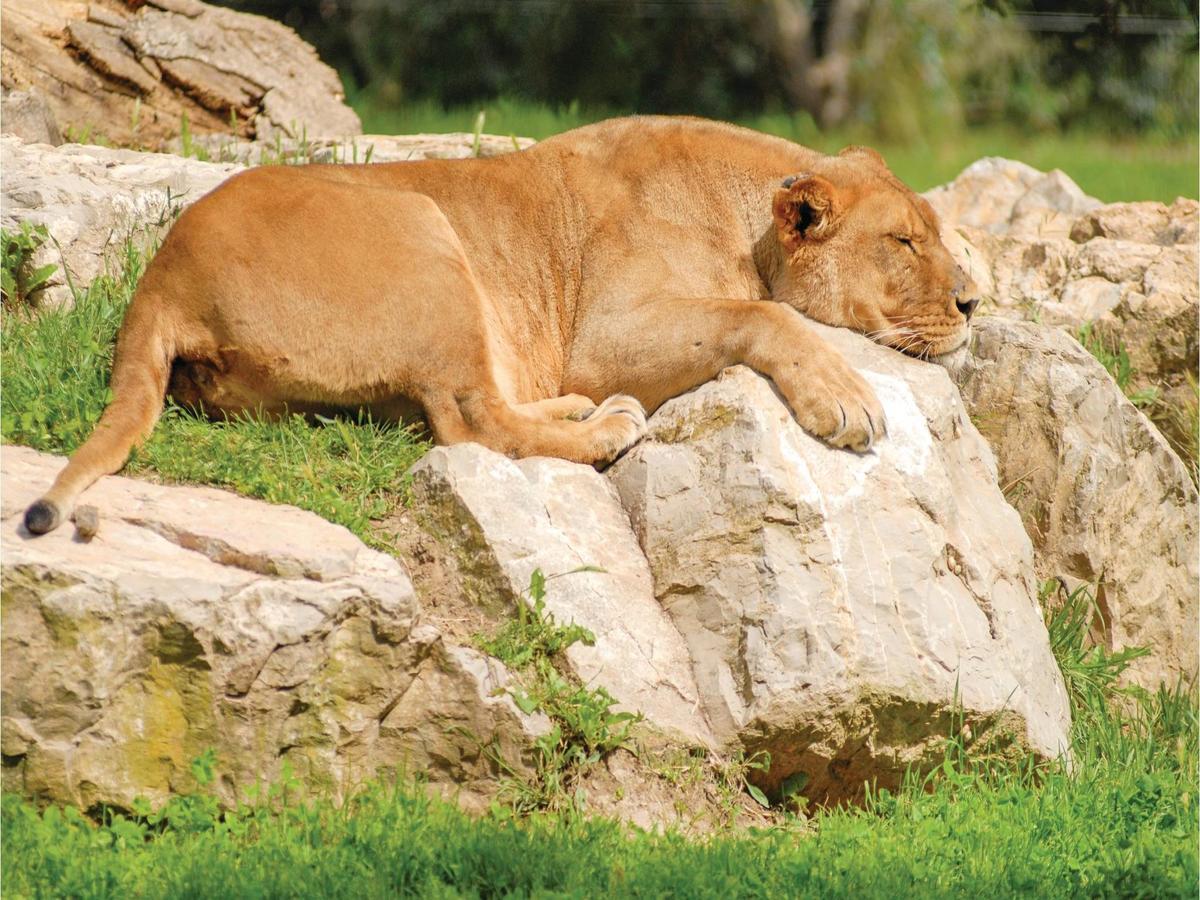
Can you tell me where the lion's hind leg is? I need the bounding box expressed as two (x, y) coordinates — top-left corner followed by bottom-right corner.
(515, 394), (597, 422)
(424, 389), (646, 466)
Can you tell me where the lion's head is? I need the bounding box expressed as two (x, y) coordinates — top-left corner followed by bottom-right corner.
(768, 146), (978, 360)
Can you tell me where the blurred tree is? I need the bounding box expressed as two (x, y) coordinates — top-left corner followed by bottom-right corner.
(214, 0), (1197, 136)
(983, 0), (1198, 133)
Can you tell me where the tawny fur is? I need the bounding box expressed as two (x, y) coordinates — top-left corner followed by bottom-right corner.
(24, 116), (977, 535)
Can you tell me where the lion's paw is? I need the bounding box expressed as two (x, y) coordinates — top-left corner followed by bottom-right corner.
(787, 360), (886, 452)
(588, 393), (647, 463)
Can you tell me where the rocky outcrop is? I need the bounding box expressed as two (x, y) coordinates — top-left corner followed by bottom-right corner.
(408, 448), (714, 748)
(925, 161), (1198, 453)
(925, 157), (1102, 240)
(952, 318), (1199, 689)
(608, 330), (1071, 802)
(1, 446), (548, 812)
(1, 134), (533, 307)
(1, 0), (360, 149)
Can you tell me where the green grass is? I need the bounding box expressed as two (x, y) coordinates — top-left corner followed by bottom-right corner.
(3, 582), (1196, 898)
(1, 223), (57, 306)
(352, 94), (1198, 204)
(475, 568), (641, 815)
(0, 243), (428, 542)
(1076, 322), (1160, 409)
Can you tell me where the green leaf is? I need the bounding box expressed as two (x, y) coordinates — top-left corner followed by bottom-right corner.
(513, 691), (539, 715)
(26, 263), (58, 293)
(747, 784), (770, 808)
(529, 568), (546, 602)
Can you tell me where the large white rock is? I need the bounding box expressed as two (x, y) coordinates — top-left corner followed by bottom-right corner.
(607, 324), (1072, 803)
(1, 446), (547, 811)
(409, 447), (714, 748)
(924, 157), (1100, 239)
(927, 164), (1197, 465)
(953, 318), (1199, 689)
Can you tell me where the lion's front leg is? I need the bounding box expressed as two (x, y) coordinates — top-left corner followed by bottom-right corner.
(565, 297), (885, 451)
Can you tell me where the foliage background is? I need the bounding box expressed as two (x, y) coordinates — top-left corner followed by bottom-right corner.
(214, 0), (1198, 142)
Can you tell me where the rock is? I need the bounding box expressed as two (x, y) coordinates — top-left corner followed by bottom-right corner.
(162, 133), (537, 164)
(929, 167), (1197, 459)
(924, 157), (1044, 233)
(1, 133), (534, 307)
(1009, 169), (1103, 239)
(0, 136), (241, 307)
(409, 446), (714, 748)
(1, 0), (360, 149)
(952, 318), (1199, 689)
(0, 89), (62, 145)
(924, 157), (1100, 239)
(607, 328), (1072, 804)
(1070, 199), (1199, 247)
(1, 445), (547, 811)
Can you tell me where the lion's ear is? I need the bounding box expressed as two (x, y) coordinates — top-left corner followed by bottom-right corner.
(772, 174), (840, 252)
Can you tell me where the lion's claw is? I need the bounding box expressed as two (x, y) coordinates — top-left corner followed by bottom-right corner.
(780, 357), (886, 452)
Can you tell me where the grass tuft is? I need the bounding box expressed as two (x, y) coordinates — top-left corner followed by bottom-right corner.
(476, 568), (641, 814)
(1, 222), (58, 307)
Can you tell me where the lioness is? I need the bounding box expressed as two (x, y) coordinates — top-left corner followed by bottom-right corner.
(24, 116), (978, 535)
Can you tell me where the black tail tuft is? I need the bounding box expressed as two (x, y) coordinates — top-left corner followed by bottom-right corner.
(24, 499), (61, 535)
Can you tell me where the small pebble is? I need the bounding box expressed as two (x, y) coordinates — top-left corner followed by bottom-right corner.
(74, 505), (99, 541)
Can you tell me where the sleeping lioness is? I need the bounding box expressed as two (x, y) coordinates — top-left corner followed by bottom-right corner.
(24, 116), (978, 535)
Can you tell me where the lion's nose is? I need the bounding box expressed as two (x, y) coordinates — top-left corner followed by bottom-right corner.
(956, 297), (979, 320)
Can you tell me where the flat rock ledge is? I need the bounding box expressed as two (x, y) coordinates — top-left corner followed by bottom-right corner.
(1, 446), (549, 813)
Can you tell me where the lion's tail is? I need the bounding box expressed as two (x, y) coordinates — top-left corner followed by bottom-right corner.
(24, 287), (177, 535)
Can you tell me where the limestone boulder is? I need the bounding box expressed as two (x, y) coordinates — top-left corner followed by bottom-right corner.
(927, 165), (1197, 461)
(1070, 199), (1198, 247)
(951, 219), (1198, 394)
(1, 445), (547, 812)
(607, 325), (1072, 803)
(924, 157), (1100, 239)
(1, 0), (360, 149)
(952, 318), (1199, 689)
(408, 446), (713, 748)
